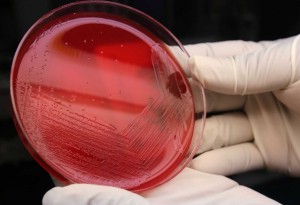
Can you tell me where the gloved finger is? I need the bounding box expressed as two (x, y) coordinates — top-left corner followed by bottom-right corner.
(185, 40), (265, 58)
(190, 142), (264, 176)
(183, 41), (264, 78)
(182, 36), (294, 77)
(42, 184), (149, 205)
(184, 36), (295, 58)
(192, 112), (253, 154)
(189, 35), (300, 95)
(189, 78), (246, 113)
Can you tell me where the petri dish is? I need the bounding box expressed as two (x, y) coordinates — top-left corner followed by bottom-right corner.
(10, 1), (206, 192)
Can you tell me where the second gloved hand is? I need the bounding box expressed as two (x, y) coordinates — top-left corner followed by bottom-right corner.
(43, 168), (279, 205)
(186, 35), (300, 176)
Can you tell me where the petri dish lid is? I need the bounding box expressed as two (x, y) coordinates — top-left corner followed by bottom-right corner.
(10, 0), (206, 192)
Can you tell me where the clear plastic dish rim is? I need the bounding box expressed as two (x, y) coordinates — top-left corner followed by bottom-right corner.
(10, 0), (207, 192)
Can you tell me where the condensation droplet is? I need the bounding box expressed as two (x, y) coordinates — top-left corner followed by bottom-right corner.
(65, 42), (69, 46)
(120, 44), (124, 48)
(83, 39), (87, 43)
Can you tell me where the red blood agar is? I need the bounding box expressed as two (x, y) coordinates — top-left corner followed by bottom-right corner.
(10, 1), (203, 192)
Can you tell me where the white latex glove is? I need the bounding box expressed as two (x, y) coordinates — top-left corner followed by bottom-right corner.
(186, 35), (300, 176)
(43, 168), (280, 205)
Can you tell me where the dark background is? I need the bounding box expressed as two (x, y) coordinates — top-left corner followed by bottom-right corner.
(1, 0), (300, 204)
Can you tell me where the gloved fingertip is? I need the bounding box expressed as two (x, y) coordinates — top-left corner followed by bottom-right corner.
(187, 56), (198, 80)
(42, 187), (63, 205)
(188, 56), (221, 88)
(188, 55), (238, 94)
(188, 56), (208, 87)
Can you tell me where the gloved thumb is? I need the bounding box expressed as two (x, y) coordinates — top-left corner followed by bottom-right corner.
(189, 35), (300, 95)
(42, 184), (149, 205)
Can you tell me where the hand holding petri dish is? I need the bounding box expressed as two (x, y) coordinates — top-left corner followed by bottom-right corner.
(10, 1), (206, 192)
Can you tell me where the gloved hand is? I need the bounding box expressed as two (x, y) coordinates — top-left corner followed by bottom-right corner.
(43, 168), (279, 205)
(186, 35), (300, 176)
